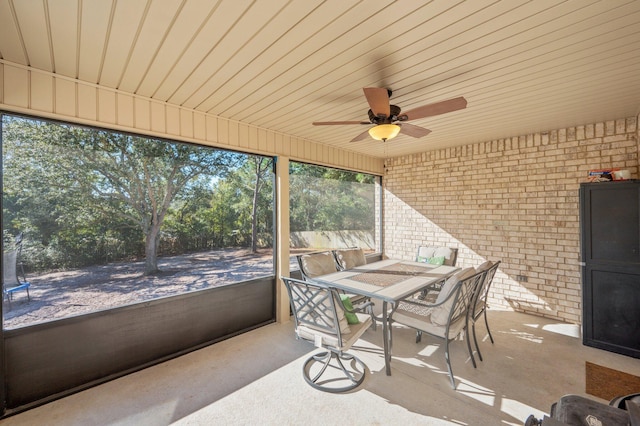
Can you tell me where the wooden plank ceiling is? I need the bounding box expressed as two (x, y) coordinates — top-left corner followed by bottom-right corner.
(1, 0), (639, 158)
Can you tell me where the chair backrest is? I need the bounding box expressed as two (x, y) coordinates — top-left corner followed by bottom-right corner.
(440, 270), (484, 338)
(296, 251), (339, 279)
(281, 276), (350, 348)
(472, 260), (501, 319)
(429, 267), (481, 328)
(333, 247), (366, 271)
(416, 246), (458, 266)
(2, 250), (20, 287)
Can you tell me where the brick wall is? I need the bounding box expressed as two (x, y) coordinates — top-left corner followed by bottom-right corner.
(383, 117), (639, 324)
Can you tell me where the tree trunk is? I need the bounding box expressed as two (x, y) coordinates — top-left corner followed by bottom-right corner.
(144, 223), (161, 275)
(250, 158), (269, 253)
(251, 181), (259, 253)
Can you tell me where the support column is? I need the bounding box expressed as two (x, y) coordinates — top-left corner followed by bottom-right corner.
(275, 156), (290, 323)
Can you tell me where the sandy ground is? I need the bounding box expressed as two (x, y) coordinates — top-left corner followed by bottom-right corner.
(3, 248), (293, 329)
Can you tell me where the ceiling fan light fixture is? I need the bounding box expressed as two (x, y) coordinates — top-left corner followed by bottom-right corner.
(369, 124), (400, 141)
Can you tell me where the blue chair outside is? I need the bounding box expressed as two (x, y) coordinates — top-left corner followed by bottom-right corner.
(3, 233), (31, 308)
(3, 249), (31, 308)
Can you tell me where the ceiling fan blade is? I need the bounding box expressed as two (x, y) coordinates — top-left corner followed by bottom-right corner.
(400, 123), (431, 138)
(363, 87), (390, 117)
(312, 121), (369, 125)
(350, 129), (371, 142)
(402, 96), (467, 121)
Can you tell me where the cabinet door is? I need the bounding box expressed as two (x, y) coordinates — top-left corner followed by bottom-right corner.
(581, 181), (640, 358)
(583, 184), (640, 264)
(585, 268), (640, 356)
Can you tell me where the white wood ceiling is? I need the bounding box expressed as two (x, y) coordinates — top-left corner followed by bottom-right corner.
(1, 0), (639, 158)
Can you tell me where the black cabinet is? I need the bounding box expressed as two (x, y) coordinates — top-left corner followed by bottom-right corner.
(580, 181), (640, 358)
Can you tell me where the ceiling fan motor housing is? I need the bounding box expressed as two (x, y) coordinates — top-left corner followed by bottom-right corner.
(368, 105), (403, 123)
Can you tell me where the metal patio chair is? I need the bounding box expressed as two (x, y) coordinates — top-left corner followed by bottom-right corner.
(468, 260), (501, 362)
(281, 276), (372, 393)
(3, 233), (31, 308)
(391, 267), (484, 389)
(297, 251), (376, 328)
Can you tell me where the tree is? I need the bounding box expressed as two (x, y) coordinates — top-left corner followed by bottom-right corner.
(243, 157), (272, 252)
(289, 162), (375, 233)
(210, 156), (273, 251)
(5, 117), (239, 275)
(162, 184), (218, 253)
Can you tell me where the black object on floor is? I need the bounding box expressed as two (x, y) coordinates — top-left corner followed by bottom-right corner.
(525, 394), (638, 425)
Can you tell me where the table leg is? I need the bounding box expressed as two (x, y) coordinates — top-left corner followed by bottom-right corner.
(382, 300), (392, 376)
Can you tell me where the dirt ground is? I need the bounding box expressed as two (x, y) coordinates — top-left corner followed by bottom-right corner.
(3, 248), (294, 329)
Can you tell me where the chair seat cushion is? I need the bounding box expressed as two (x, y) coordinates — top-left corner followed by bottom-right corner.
(417, 246), (455, 265)
(299, 252), (338, 277)
(334, 248), (366, 270)
(393, 304), (467, 340)
(297, 314), (371, 350)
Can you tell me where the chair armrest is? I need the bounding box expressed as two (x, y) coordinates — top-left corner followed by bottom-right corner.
(425, 278), (446, 292)
(337, 298), (374, 315)
(412, 278), (446, 301)
(399, 285), (459, 310)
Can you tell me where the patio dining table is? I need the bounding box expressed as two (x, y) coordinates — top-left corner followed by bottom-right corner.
(315, 258), (459, 376)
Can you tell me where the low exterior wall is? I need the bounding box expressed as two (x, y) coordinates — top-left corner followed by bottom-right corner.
(290, 230), (374, 250)
(4, 277), (274, 411)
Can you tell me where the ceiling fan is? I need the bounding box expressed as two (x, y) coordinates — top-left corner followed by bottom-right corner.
(312, 87), (467, 142)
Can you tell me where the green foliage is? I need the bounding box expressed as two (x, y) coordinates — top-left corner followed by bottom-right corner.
(1, 114), (375, 274)
(1, 115), (275, 273)
(289, 162), (376, 232)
